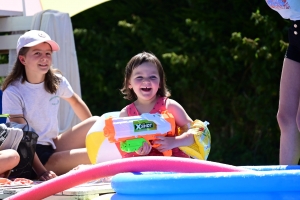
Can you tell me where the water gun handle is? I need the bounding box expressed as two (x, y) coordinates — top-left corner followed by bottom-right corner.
(162, 149), (172, 156)
(121, 138), (172, 156)
(120, 138), (146, 152)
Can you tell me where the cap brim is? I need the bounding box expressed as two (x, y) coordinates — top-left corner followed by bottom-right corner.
(24, 40), (60, 51)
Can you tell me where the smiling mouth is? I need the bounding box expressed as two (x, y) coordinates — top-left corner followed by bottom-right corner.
(141, 87), (151, 92)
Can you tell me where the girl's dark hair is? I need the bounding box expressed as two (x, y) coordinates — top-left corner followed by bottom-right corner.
(2, 47), (62, 93)
(120, 52), (171, 100)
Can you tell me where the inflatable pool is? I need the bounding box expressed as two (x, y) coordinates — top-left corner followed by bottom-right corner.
(6, 157), (300, 200)
(5, 112), (300, 200)
(85, 110), (300, 200)
(111, 165), (300, 200)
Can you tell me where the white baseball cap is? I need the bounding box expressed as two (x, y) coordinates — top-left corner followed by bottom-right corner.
(16, 30), (60, 54)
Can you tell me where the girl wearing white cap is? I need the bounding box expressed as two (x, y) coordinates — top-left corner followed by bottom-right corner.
(1, 30), (99, 180)
(266, 0), (300, 165)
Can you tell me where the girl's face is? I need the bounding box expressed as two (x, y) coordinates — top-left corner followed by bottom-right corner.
(19, 42), (52, 83)
(129, 62), (160, 102)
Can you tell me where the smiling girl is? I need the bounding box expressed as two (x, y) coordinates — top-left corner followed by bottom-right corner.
(119, 52), (211, 159)
(1, 30), (99, 180)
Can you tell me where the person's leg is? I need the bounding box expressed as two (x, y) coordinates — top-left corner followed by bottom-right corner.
(54, 116), (100, 151)
(0, 149), (20, 175)
(277, 58), (300, 165)
(44, 116), (100, 175)
(44, 148), (90, 175)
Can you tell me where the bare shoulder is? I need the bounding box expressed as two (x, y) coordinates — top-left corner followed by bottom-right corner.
(165, 98), (192, 127)
(166, 98), (185, 111)
(119, 107), (128, 117)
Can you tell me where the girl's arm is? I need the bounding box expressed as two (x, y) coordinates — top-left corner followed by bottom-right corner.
(63, 93), (92, 121)
(8, 114), (27, 124)
(32, 153), (56, 180)
(166, 99), (193, 127)
(154, 99), (194, 151)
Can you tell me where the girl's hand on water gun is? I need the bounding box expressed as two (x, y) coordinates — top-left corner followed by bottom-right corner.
(153, 136), (176, 152)
(135, 141), (152, 155)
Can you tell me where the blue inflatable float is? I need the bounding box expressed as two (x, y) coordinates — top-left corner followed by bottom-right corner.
(111, 165), (300, 200)
(6, 157), (300, 200)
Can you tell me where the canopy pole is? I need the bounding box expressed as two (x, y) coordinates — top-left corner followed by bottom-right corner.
(22, 0), (26, 16)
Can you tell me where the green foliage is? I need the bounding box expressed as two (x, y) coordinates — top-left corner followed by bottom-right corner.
(72, 0), (289, 165)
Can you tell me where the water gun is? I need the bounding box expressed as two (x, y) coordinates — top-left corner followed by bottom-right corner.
(103, 111), (175, 156)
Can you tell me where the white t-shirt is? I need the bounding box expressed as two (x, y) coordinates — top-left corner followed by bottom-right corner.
(266, 0), (300, 20)
(2, 75), (74, 149)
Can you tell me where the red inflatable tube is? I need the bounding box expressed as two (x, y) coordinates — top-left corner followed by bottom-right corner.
(6, 157), (251, 200)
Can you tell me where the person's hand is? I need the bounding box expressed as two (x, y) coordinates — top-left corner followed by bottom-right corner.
(38, 170), (57, 181)
(135, 141), (152, 155)
(153, 136), (176, 152)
